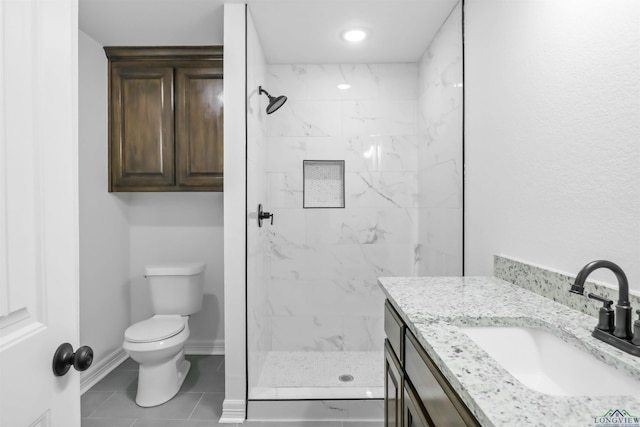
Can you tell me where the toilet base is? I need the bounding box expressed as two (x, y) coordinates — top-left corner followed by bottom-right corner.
(135, 350), (191, 407)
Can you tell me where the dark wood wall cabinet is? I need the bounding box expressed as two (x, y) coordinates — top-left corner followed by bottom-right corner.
(105, 47), (223, 192)
(384, 300), (480, 427)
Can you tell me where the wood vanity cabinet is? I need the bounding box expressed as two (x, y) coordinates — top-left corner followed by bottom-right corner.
(384, 300), (480, 427)
(105, 47), (223, 192)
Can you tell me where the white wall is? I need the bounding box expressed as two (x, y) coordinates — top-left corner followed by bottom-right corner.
(417, 1), (463, 276)
(127, 193), (225, 353)
(78, 30), (131, 372)
(221, 3), (247, 422)
(465, 0), (640, 289)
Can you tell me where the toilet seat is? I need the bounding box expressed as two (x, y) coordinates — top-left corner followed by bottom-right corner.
(125, 316), (185, 343)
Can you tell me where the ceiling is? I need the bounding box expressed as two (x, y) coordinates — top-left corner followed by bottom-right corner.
(79, 0), (458, 63)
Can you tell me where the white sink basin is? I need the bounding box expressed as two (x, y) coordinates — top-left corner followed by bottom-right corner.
(460, 325), (640, 396)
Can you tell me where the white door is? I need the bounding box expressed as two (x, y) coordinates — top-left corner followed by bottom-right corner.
(0, 0), (81, 426)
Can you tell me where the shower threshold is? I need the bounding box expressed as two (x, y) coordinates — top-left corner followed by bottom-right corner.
(250, 351), (384, 400)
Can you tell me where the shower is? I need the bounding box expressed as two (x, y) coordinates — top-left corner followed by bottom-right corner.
(258, 86), (287, 114)
(244, 0), (464, 409)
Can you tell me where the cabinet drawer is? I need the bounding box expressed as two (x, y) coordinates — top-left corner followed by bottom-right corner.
(404, 331), (479, 427)
(384, 300), (404, 360)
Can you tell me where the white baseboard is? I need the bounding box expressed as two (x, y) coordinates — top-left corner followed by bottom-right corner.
(185, 339), (224, 355)
(219, 399), (246, 423)
(80, 347), (128, 395)
(247, 399), (383, 421)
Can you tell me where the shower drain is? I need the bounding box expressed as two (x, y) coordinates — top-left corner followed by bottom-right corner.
(338, 374), (354, 383)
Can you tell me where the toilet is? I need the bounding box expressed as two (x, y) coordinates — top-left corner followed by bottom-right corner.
(123, 262), (205, 407)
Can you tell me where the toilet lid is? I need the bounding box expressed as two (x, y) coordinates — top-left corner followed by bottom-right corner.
(125, 317), (185, 343)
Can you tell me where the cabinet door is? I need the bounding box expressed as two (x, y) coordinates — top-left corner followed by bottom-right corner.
(405, 332), (479, 427)
(385, 340), (402, 427)
(403, 382), (431, 427)
(175, 66), (224, 190)
(110, 63), (175, 191)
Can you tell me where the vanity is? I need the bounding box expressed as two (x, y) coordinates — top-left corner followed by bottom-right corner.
(379, 275), (640, 427)
(385, 298), (480, 427)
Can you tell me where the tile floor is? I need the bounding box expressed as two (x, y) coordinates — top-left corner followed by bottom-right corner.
(82, 355), (225, 427)
(82, 355), (383, 427)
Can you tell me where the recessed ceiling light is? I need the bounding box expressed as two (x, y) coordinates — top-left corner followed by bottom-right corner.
(337, 84), (351, 90)
(342, 29), (367, 42)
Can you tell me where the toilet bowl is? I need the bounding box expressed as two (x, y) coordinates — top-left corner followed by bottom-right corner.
(123, 262), (205, 407)
(123, 315), (191, 407)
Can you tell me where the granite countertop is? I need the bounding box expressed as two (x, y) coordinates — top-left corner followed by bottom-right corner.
(378, 276), (640, 427)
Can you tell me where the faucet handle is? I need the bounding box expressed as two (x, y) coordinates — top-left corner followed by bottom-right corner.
(588, 293), (614, 332)
(588, 293), (613, 307)
(633, 310), (640, 346)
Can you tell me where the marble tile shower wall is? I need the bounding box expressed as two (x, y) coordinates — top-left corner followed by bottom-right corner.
(264, 64), (419, 352)
(417, 1), (463, 276)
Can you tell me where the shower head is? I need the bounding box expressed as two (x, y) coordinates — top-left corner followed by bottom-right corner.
(259, 86), (287, 114)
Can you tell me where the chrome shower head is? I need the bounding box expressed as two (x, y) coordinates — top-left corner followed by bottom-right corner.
(259, 86), (287, 114)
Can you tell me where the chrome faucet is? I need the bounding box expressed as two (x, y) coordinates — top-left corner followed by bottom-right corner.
(571, 260), (640, 357)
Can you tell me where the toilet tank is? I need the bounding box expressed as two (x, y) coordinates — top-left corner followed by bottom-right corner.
(145, 263), (206, 315)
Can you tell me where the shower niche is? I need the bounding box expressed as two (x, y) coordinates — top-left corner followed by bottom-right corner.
(303, 160), (345, 209)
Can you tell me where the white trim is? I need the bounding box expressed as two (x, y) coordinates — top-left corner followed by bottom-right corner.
(219, 399), (246, 423)
(80, 347), (128, 395)
(247, 399), (383, 421)
(223, 2), (248, 413)
(0, 0), (8, 318)
(185, 339), (224, 355)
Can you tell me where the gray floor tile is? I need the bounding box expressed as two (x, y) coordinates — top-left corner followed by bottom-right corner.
(91, 391), (204, 420)
(90, 369), (138, 392)
(343, 422), (384, 427)
(115, 357), (139, 371)
(181, 368), (225, 393)
(81, 418), (136, 427)
(134, 420), (220, 427)
(189, 392), (225, 420)
(81, 391), (113, 417)
(187, 355), (224, 372)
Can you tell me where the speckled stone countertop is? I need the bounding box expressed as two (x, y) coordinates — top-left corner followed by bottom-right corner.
(378, 276), (640, 427)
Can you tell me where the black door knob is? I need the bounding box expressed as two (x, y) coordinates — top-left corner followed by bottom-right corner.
(52, 343), (94, 376)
